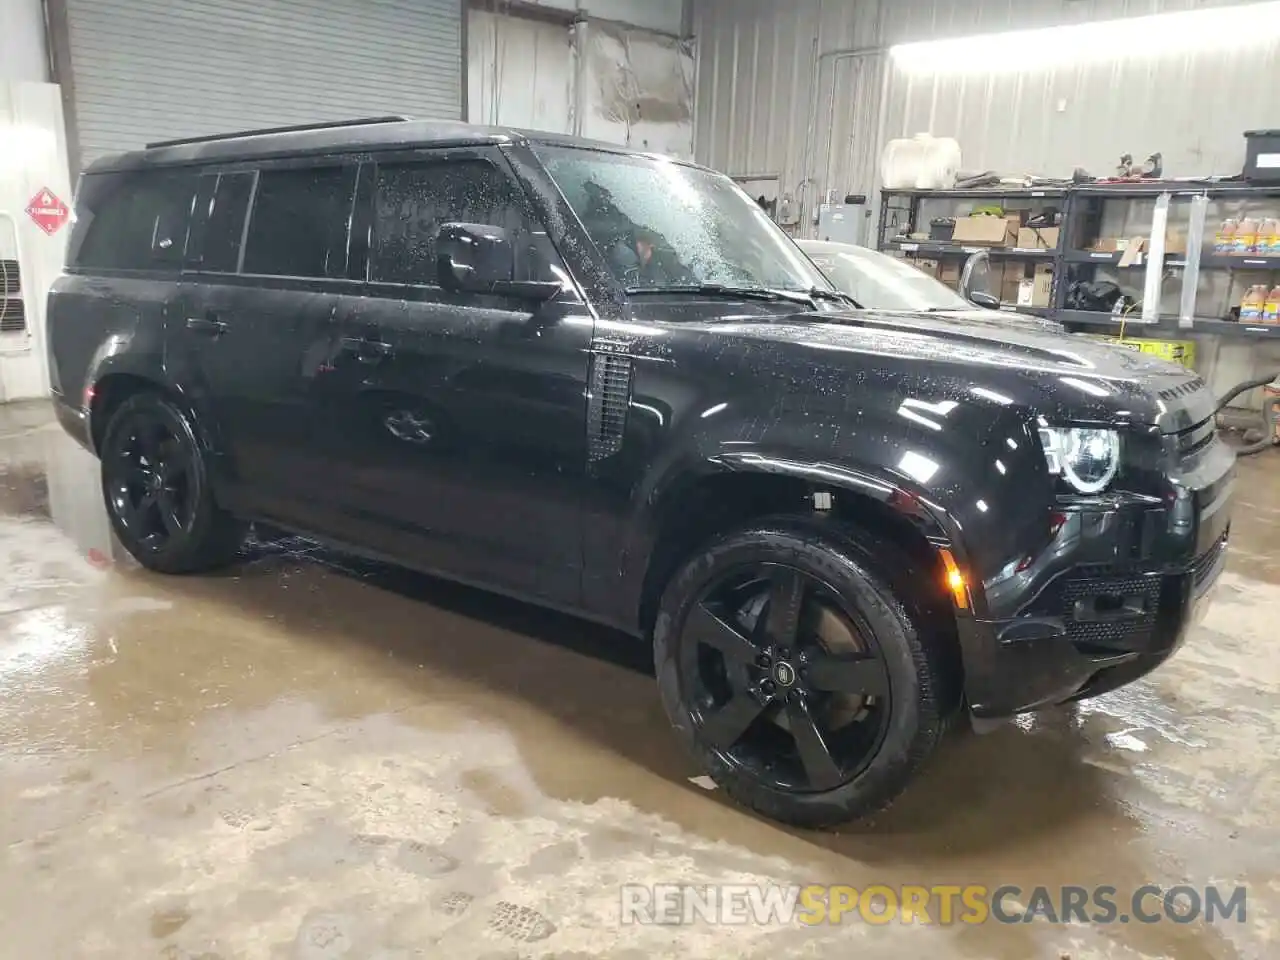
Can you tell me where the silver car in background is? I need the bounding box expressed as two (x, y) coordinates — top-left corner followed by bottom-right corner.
(796, 239), (1065, 334)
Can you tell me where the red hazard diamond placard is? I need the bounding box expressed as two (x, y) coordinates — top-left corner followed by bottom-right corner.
(26, 187), (70, 236)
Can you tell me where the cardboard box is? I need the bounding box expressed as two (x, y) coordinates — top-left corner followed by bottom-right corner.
(952, 215), (1016, 246)
(939, 262), (961, 289)
(1160, 230), (1188, 254)
(1016, 226), (1060, 250)
(1118, 238), (1146, 268)
(1001, 263), (1026, 304)
(912, 258), (941, 277)
(1031, 263), (1053, 307)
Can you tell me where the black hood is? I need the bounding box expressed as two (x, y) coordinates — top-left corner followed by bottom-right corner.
(631, 300), (1212, 433)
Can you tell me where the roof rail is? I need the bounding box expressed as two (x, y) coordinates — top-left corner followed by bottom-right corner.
(145, 116), (412, 150)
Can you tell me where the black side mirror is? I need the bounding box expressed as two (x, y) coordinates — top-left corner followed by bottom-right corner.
(437, 222), (561, 302)
(960, 250), (999, 309)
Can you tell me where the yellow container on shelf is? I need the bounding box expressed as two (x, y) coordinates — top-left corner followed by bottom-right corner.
(1081, 334), (1197, 369)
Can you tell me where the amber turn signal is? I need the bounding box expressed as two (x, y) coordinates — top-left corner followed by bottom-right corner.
(938, 548), (969, 610)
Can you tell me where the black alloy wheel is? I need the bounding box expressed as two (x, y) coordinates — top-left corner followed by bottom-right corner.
(654, 520), (950, 827)
(100, 393), (245, 573)
(681, 563), (891, 793)
(104, 407), (198, 550)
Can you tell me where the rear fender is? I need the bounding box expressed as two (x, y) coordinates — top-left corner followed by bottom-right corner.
(83, 348), (166, 452)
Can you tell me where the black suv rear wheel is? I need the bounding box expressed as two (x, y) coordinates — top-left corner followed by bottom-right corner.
(654, 519), (948, 827)
(100, 393), (245, 573)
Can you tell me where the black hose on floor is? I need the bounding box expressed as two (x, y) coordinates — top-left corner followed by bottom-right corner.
(1215, 372), (1280, 457)
(1214, 372), (1280, 415)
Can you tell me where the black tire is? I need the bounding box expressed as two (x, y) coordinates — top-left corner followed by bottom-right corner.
(653, 518), (951, 828)
(100, 392), (245, 574)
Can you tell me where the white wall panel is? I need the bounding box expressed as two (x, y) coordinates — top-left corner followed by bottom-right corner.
(468, 10), (575, 132)
(580, 21), (694, 157)
(0, 0), (50, 83)
(0, 82), (73, 400)
(464, 9), (693, 154)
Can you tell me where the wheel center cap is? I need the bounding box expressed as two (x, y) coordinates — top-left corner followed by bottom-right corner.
(772, 661), (797, 688)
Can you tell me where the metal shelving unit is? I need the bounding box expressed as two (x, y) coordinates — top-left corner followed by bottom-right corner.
(876, 185), (1068, 313)
(877, 181), (1280, 340)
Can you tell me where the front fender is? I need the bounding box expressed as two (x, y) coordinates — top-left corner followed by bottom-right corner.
(618, 394), (1060, 627)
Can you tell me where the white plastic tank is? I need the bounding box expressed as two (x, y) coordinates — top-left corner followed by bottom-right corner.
(881, 133), (962, 190)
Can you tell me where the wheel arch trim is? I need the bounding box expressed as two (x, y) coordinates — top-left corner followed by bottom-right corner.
(707, 450), (965, 554)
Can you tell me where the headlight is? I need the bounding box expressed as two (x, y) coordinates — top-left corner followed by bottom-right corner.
(1038, 425), (1119, 493)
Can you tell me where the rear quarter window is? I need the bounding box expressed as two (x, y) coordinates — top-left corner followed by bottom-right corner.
(69, 171), (199, 272)
(241, 165), (357, 279)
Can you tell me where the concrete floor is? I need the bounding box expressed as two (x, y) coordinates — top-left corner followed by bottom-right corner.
(1, 400), (1279, 960)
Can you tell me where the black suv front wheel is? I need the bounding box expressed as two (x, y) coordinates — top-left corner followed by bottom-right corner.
(100, 392), (245, 574)
(654, 520), (949, 827)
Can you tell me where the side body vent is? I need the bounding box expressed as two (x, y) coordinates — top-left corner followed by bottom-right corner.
(0, 259), (24, 334)
(587, 348), (633, 462)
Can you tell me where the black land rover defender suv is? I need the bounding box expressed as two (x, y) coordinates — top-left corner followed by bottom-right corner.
(48, 117), (1233, 827)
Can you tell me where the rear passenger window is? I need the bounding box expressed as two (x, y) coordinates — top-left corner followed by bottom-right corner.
(199, 172), (254, 273)
(71, 172), (199, 271)
(370, 158), (555, 286)
(242, 166), (356, 278)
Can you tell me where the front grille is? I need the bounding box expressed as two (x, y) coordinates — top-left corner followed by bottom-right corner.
(1058, 574), (1162, 651)
(0, 260), (18, 295)
(1027, 533), (1227, 653)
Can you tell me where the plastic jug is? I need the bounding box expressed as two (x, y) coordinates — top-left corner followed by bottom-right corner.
(1235, 217), (1260, 254)
(1262, 219), (1280, 256)
(1215, 218), (1238, 254)
(1265, 285), (1280, 324)
(1241, 284), (1267, 322)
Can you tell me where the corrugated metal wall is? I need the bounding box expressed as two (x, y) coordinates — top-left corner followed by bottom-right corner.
(694, 0), (1278, 226)
(64, 0), (463, 166)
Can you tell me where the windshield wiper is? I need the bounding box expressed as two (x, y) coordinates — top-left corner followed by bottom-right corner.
(626, 284), (820, 307)
(803, 287), (857, 307)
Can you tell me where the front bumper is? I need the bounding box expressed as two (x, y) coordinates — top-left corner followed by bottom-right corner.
(960, 431), (1235, 719)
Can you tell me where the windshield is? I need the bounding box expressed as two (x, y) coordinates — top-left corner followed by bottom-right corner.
(800, 243), (971, 312)
(533, 145), (831, 294)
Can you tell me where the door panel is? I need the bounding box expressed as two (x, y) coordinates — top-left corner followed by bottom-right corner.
(338, 290), (593, 599)
(173, 161), (360, 529)
(325, 147), (594, 603)
(172, 279), (360, 531)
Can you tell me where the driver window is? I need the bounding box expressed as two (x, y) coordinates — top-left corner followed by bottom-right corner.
(370, 158), (561, 287)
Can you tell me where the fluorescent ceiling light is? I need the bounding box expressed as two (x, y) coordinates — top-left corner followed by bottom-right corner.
(889, 1), (1280, 74)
